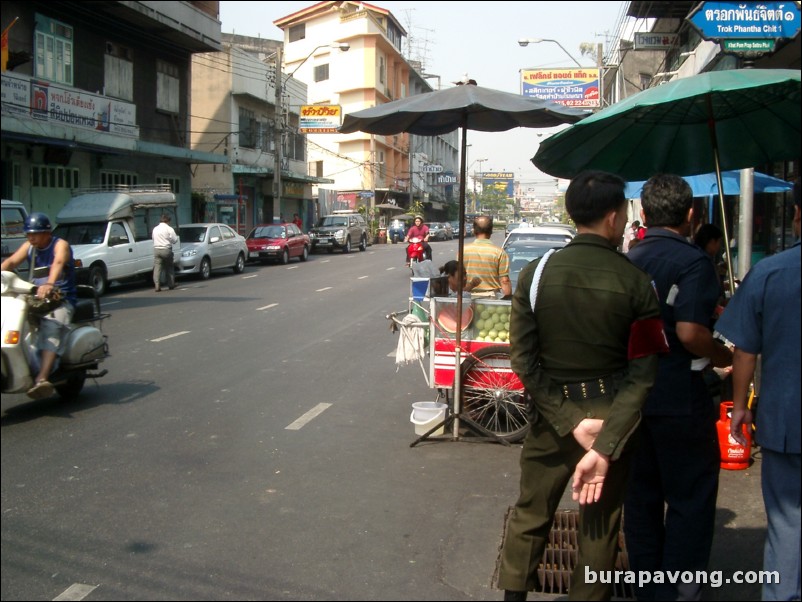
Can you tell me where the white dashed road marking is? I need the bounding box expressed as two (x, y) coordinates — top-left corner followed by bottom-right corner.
(285, 403), (332, 430)
(316, 286), (333, 292)
(53, 583), (98, 601)
(150, 331), (190, 342)
(257, 303), (278, 311)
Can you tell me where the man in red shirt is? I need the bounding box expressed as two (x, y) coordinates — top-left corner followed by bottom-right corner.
(292, 213), (303, 231)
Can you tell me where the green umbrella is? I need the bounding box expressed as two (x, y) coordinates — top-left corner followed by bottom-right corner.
(533, 69), (801, 294)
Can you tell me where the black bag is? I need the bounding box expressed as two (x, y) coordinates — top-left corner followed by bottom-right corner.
(27, 287), (64, 321)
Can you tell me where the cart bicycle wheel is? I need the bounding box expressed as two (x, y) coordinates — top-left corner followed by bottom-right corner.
(460, 345), (530, 443)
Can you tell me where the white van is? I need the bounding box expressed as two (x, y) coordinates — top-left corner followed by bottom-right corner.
(1, 199), (29, 256)
(1, 199), (30, 273)
(54, 185), (179, 295)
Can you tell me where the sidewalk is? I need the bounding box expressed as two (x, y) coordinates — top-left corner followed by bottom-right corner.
(452, 440), (767, 601)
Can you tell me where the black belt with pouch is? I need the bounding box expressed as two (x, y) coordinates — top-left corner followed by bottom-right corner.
(562, 376), (616, 401)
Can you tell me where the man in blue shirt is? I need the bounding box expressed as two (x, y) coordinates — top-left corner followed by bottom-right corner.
(1, 212), (78, 399)
(625, 174), (733, 601)
(715, 179), (801, 601)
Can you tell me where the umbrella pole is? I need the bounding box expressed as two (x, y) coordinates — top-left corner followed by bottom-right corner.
(452, 125), (467, 439)
(706, 96), (736, 298)
(443, 122), (510, 445)
(412, 122), (508, 448)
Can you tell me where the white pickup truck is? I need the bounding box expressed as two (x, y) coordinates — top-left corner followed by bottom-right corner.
(54, 186), (179, 295)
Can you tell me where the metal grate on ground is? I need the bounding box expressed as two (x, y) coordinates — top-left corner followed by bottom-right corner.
(498, 507), (634, 599)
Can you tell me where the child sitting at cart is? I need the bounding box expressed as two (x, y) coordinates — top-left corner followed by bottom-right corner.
(439, 260), (481, 297)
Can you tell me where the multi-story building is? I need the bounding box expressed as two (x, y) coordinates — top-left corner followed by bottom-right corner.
(1, 1), (224, 223)
(273, 1), (459, 220)
(190, 33), (333, 235)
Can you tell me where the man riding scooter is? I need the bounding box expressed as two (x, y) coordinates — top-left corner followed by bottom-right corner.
(1, 212), (77, 399)
(404, 215), (432, 266)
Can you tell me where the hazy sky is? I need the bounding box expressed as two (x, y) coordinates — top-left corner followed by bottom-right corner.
(218, 1), (628, 188)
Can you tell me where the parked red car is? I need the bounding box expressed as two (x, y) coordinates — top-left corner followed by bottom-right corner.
(246, 222), (310, 264)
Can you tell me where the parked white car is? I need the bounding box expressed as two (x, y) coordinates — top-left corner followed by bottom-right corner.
(176, 223), (247, 280)
(502, 224), (575, 247)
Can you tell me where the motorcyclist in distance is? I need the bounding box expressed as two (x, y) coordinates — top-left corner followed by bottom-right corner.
(404, 215), (432, 265)
(1, 212), (78, 399)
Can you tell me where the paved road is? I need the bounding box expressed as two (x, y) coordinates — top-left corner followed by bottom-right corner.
(1, 236), (767, 601)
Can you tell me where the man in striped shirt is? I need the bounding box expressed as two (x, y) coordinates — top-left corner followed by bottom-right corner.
(463, 215), (511, 297)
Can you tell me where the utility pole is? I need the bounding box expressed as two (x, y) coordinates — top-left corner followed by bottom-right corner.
(273, 46), (283, 222)
(597, 42), (604, 108)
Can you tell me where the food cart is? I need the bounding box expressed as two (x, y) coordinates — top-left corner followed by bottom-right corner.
(389, 279), (530, 443)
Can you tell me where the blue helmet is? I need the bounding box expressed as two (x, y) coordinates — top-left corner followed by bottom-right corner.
(24, 212), (52, 233)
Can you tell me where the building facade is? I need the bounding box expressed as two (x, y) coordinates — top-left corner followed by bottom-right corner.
(273, 1), (459, 220)
(190, 33), (332, 235)
(1, 1), (224, 223)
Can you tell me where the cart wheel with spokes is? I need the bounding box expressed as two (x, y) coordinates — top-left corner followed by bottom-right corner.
(460, 345), (530, 443)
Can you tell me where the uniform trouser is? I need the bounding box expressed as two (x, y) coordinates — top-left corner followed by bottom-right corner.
(761, 449), (801, 601)
(623, 385), (719, 601)
(498, 416), (632, 600)
(153, 247), (175, 289)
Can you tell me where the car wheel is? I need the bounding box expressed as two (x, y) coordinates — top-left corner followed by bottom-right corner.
(200, 257), (211, 280)
(359, 235), (367, 251)
(88, 265), (108, 297)
(300, 246), (309, 262)
(280, 248), (290, 265)
(342, 238), (351, 253)
(233, 253), (246, 274)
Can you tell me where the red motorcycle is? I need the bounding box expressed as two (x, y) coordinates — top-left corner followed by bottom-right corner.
(406, 237), (426, 265)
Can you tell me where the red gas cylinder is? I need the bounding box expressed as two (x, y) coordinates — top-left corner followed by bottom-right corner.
(717, 401), (752, 470)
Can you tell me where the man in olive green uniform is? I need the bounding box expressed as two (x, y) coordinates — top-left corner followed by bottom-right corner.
(498, 171), (668, 601)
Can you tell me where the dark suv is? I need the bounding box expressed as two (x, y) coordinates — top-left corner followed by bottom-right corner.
(309, 212), (369, 253)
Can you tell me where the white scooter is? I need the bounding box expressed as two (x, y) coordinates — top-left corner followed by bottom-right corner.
(1, 270), (109, 399)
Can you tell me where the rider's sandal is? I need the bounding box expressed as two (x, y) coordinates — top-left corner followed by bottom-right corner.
(27, 379), (55, 400)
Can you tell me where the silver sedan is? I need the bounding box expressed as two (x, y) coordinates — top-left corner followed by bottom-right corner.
(175, 223), (248, 280)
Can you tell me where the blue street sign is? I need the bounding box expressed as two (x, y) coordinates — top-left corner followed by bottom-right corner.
(689, 1), (801, 40)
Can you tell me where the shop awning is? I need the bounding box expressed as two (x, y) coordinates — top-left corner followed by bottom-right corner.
(231, 164), (334, 184)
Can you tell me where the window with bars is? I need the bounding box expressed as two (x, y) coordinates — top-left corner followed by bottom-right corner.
(34, 14), (73, 85)
(239, 107), (258, 149)
(156, 175), (180, 194)
(157, 59), (180, 113)
(100, 171), (138, 189)
(30, 165), (80, 189)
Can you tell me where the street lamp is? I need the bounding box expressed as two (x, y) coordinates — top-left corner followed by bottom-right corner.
(286, 42), (350, 79)
(518, 38), (583, 68)
(273, 42), (350, 216)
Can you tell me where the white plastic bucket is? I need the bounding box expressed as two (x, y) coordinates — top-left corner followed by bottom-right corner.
(410, 401), (448, 436)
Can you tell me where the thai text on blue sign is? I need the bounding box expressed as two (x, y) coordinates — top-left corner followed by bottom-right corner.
(688, 1), (801, 39)
(520, 68), (601, 109)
